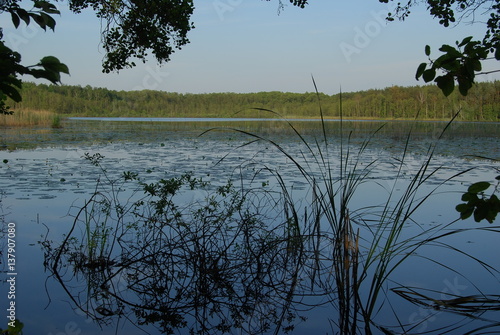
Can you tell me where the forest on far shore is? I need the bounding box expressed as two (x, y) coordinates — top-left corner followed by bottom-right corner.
(9, 81), (500, 121)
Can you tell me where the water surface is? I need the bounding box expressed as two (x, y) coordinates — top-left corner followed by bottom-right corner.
(1, 118), (499, 334)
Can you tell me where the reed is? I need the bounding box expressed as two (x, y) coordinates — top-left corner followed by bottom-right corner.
(0, 109), (62, 127)
(205, 79), (500, 333)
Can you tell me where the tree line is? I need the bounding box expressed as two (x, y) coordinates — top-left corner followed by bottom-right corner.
(9, 81), (500, 121)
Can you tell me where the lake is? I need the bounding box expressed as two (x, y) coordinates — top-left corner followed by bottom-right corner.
(1, 117), (499, 335)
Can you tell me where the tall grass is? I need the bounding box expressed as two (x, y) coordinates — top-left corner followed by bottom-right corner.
(205, 81), (500, 333)
(0, 109), (62, 127)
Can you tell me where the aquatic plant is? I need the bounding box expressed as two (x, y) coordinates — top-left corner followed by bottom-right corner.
(202, 82), (500, 333)
(43, 154), (313, 334)
(456, 176), (500, 223)
(42, 92), (500, 334)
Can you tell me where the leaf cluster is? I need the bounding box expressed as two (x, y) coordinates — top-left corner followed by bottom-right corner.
(416, 37), (493, 96)
(0, 1), (69, 114)
(456, 176), (500, 223)
(66, 0), (195, 73)
(378, 0), (499, 96)
(8, 0), (59, 31)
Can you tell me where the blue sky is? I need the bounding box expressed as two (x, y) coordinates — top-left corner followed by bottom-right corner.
(3, 0), (499, 94)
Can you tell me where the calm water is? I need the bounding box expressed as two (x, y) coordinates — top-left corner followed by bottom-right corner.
(0, 118), (499, 334)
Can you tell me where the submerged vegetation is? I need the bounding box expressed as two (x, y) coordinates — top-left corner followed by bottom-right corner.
(41, 103), (500, 334)
(8, 81), (500, 121)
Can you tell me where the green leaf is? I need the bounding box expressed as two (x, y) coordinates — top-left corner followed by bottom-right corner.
(0, 75), (23, 89)
(463, 58), (481, 77)
(463, 40), (481, 55)
(34, 1), (61, 14)
(468, 181), (490, 194)
(31, 13), (47, 30)
(461, 192), (478, 202)
(10, 12), (21, 28)
(40, 56), (69, 73)
(15, 8), (31, 25)
(457, 76), (472, 96)
(39, 57), (56, 68)
(460, 206), (474, 220)
(485, 209), (498, 223)
(415, 62), (427, 80)
(0, 83), (22, 102)
(40, 12), (57, 31)
(422, 68), (436, 82)
(59, 62), (69, 75)
(435, 54), (459, 72)
(439, 44), (461, 58)
(471, 58), (482, 72)
(29, 68), (59, 83)
(489, 194), (500, 206)
(435, 74), (455, 96)
(455, 203), (470, 213)
(425, 45), (431, 56)
(457, 36), (473, 48)
(473, 206), (487, 222)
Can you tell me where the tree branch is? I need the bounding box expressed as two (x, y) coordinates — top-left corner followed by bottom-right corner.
(476, 69), (500, 75)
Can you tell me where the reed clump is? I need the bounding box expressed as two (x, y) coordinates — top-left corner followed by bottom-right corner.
(0, 109), (62, 127)
(203, 81), (500, 334)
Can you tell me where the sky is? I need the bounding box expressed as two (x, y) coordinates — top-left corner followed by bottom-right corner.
(3, 0), (499, 94)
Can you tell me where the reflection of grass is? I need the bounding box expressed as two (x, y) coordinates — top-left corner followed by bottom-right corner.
(1, 109), (62, 127)
(392, 286), (500, 313)
(45, 159), (310, 334)
(207, 83), (500, 333)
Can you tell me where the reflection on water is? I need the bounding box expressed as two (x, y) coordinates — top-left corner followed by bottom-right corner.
(1, 118), (499, 156)
(1, 118), (499, 334)
(43, 170), (313, 335)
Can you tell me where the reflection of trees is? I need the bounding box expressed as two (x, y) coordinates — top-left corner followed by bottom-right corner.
(42, 166), (319, 334)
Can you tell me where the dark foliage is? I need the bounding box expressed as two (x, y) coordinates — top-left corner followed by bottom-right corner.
(379, 0), (500, 96)
(67, 0), (195, 73)
(0, 1), (69, 114)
